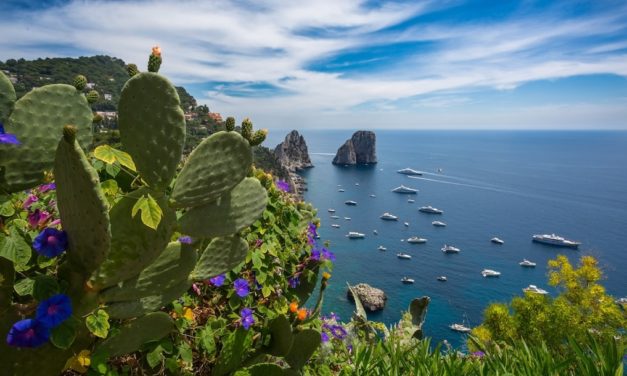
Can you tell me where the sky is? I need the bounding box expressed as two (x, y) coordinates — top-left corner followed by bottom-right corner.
(1, 0), (627, 130)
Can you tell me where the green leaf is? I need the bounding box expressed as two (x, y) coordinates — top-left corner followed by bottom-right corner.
(33, 275), (60, 300)
(86, 309), (110, 338)
(94, 145), (137, 172)
(13, 277), (34, 296)
(178, 341), (193, 364)
(213, 328), (253, 376)
(100, 179), (119, 196)
(105, 162), (120, 178)
(0, 229), (31, 267)
(51, 317), (78, 349)
(146, 346), (164, 369)
(0, 200), (15, 217)
(198, 325), (216, 355)
(131, 194), (163, 230)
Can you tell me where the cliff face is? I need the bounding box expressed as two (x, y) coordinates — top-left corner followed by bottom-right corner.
(347, 283), (387, 312)
(273, 130), (313, 196)
(332, 131), (377, 165)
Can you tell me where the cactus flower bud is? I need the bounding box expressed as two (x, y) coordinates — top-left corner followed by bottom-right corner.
(152, 45), (161, 57)
(289, 301), (298, 313)
(297, 308), (308, 321)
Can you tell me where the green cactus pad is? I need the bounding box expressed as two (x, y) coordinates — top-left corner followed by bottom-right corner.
(179, 177), (267, 238)
(101, 242), (197, 302)
(0, 71), (16, 123)
(118, 72), (185, 190)
(285, 329), (321, 370)
(293, 266), (319, 304)
(91, 187), (176, 289)
(236, 364), (286, 376)
(268, 315), (294, 356)
(105, 278), (191, 319)
(190, 235), (249, 281)
(171, 131), (252, 208)
(0, 84), (93, 193)
(95, 312), (174, 357)
(54, 131), (111, 277)
(213, 328), (253, 376)
(240, 118), (253, 141)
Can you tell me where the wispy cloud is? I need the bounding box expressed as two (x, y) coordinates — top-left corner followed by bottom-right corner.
(1, 0), (626, 129)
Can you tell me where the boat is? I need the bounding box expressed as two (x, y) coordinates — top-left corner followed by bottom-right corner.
(481, 269), (501, 277)
(419, 205), (443, 214)
(449, 323), (471, 333)
(347, 232), (365, 239)
(377, 245), (387, 251)
(391, 185), (419, 194)
(437, 168), (443, 173)
(345, 200), (357, 206)
(404, 222), (409, 227)
(491, 237), (504, 244)
(432, 221), (447, 227)
(397, 168), (423, 176)
(380, 212), (399, 221)
(355, 183), (360, 186)
(407, 237), (427, 244)
(407, 199), (415, 203)
(397, 253), (412, 259)
(519, 259), (536, 267)
(532, 234), (580, 248)
(344, 217), (351, 220)
(370, 194), (376, 198)
(437, 276), (447, 282)
(441, 245), (460, 253)
(331, 224), (340, 228)
(328, 208), (336, 213)
(373, 229), (378, 235)
(523, 285), (549, 295)
(330, 215), (340, 219)
(401, 277), (415, 284)
(338, 189), (345, 192)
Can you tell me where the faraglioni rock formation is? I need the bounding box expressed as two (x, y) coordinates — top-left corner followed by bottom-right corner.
(332, 130), (377, 165)
(274, 130), (313, 195)
(347, 283), (387, 311)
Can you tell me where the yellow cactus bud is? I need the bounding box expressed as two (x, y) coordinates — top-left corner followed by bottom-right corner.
(152, 45), (161, 57)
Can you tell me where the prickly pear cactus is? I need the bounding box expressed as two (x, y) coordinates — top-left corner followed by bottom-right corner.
(73, 74), (87, 90)
(0, 71), (16, 123)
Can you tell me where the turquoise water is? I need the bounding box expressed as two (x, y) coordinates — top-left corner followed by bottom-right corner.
(267, 130), (627, 348)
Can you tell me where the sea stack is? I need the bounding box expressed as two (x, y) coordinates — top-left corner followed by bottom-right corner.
(332, 131), (377, 165)
(274, 130), (313, 195)
(347, 283), (387, 312)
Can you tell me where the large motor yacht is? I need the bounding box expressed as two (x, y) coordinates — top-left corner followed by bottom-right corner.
(481, 269), (501, 277)
(397, 168), (423, 176)
(397, 253), (412, 259)
(392, 185), (419, 194)
(532, 234), (580, 248)
(419, 205), (443, 214)
(441, 244), (460, 253)
(380, 212), (399, 221)
(523, 285), (549, 295)
(347, 232), (365, 239)
(407, 237), (427, 244)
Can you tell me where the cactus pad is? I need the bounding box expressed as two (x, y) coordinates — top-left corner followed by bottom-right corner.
(105, 278), (191, 319)
(95, 312), (174, 357)
(0, 71), (16, 123)
(179, 177), (267, 238)
(285, 329), (321, 370)
(54, 129), (111, 277)
(101, 242), (197, 302)
(190, 235), (249, 281)
(171, 131), (252, 208)
(118, 72), (185, 190)
(91, 187), (176, 289)
(268, 315), (294, 356)
(0, 84), (93, 192)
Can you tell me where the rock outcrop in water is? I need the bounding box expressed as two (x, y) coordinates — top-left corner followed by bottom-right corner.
(274, 130), (313, 195)
(332, 131), (377, 165)
(347, 283), (387, 311)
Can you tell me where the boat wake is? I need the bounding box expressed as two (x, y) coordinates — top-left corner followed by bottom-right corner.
(407, 175), (519, 195)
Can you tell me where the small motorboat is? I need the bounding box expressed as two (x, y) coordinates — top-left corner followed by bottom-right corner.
(330, 215), (340, 219)
(377, 245), (387, 251)
(347, 232), (365, 239)
(407, 199), (415, 203)
(419, 205), (443, 214)
(355, 182), (360, 186)
(523, 285), (549, 295)
(397, 168), (423, 176)
(481, 269), (501, 277)
(449, 323), (471, 333)
(344, 217), (351, 220)
(491, 237), (504, 244)
(328, 208), (336, 213)
(407, 237), (427, 244)
(441, 244), (460, 253)
(404, 222), (409, 227)
(397, 253), (411, 259)
(437, 276), (447, 282)
(432, 221), (447, 227)
(380, 212), (399, 221)
(345, 200), (357, 206)
(370, 194), (376, 198)
(401, 277), (415, 284)
(331, 224), (340, 228)
(519, 259), (537, 267)
(373, 229), (378, 235)
(338, 189), (345, 192)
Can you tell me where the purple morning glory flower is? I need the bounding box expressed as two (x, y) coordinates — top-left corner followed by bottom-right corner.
(33, 228), (68, 258)
(240, 307), (255, 329)
(28, 209), (51, 229)
(321, 247), (336, 262)
(0, 122), (20, 145)
(330, 324), (347, 340)
(6, 319), (50, 348)
(233, 278), (249, 297)
(471, 351), (485, 358)
(23, 194), (38, 209)
(209, 274), (226, 287)
(178, 236), (192, 244)
(310, 248), (321, 261)
(276, 180), (290, 192)
(308, 222), (317, 238)
(321, 331), (329, 343)
(288, 276), (300, 289)
(39, 183), (56, 193)
(36, 294), (72, 328)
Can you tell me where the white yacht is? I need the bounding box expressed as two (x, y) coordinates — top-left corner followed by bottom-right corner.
(441, 245), (461, 253)
(491, 237), (504, 244)
(432, 221), (447, 227)
(401, 277), (415, 284)
(407, 199), (415, 203)
(347, 232), (365, 239)
(397, 253), (412, 259)
(519, 259), (536, 267)
(481, 269), (501, 277)
(328, 208), (336, 213)
(370, 194), (376, 198)
(532, 234), (580, 248)
(355, 182), (360, 186)
(338, 189), (345, 192)
(373, 229), (378, 235)
(404, 222), (409, 227)
(330, 215), (340, 219)
(407, 237), (427, 244)
(397, 168), (423, 176)
(391, 185), (419, 194)
(380, 212), (399, 221)
(377, 245), (387, 251)
(344, 217), (351, 220)
(345, 200), (357, 206)
(523, 285), (549, 295)
(331, 224), (340, 228)
(449, 323), (472, 333)
(437, 276), (447, 282)
(419, 205), (443, 214)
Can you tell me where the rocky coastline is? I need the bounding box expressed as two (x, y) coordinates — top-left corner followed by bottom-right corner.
(347, 283), (387, 312)
(274, 130), (313, 196)
(332, 130), (377, 165)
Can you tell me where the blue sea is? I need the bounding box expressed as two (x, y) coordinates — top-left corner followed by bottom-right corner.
(266, 130), (627, 348)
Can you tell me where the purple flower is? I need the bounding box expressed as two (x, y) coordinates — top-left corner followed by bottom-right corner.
(33, 228), (68, 258)
(329, 312), (340, 321)
(28, 209), (51, 229)
(233, 278), (249, 297)
(36, 294), (72, 328)
(39, 183), (56, 193)
(310, 248), (321, 261)
(330, 324), (347, 340)
(178, 236), (193, 244)
(308, 222), (317, 238)
(471, 351), (485, 358)
(321, 331), (329, 343)
(321, 247), (336, 262)
(276, 180), (290, 192)
(23, 194), (38, 209)
(0, 122), (20, 145)
(288, 276), (300, 289)
(209, 274), (226, 287)
(240, 308), (255, 330)
(6, 319), (50, 347)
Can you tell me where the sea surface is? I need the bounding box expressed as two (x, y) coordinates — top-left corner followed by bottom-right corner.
(266, 130), (627, 348)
